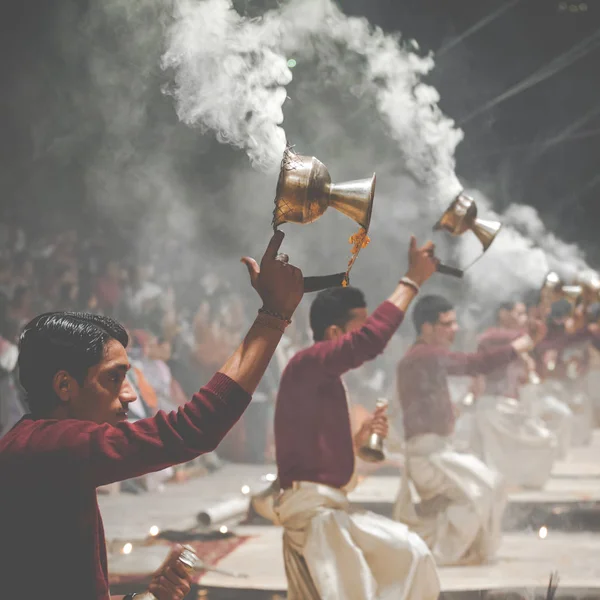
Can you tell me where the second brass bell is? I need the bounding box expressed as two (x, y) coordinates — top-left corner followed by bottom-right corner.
(434, 192), (502, 252)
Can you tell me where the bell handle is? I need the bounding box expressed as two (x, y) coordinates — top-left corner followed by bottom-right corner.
(303, 273), (347, 293)
(436, 263), (464, 278)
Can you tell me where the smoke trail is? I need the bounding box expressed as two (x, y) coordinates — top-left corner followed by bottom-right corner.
(459, 191), (590, 309)
(163, 0), (292, 171)
(21, 0), (594, 335)
(164, 0), (464, 202)
(162, 0), (597, 314)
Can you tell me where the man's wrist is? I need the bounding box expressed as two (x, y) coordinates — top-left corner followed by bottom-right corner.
(403, 270), (425, 287)
(255, 313), (288, 334)
(258, 306), (292, 324)
(512, 334), (535, 354)
(399, 276), (420, 294)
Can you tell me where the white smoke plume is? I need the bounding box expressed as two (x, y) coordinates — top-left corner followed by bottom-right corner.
(164, 0), (463, 203)
(162, 0), (593, 315)
(24, 0), (593, 336)
(461, 191), (590, 309)
(163, 0), (292, 171)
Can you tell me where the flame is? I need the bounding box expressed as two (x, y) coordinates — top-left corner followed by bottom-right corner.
(343, 227), (371, 285)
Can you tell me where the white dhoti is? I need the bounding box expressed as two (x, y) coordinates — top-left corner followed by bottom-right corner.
(274, 481), (440, 600)
(521, 382), (573, 458)
(473, 395), (558, 489)
(566, 389), (594, 447)
(584, 368), (600, 427)
(393, 434), (507, 566)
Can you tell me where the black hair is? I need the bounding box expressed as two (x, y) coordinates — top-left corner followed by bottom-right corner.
(309, 287), (366, 342)
(523, 289), (541, 309)
(412, 295), (454, 333)
(18, 312), (129, 417)
(496, 301), (521, 319)
(549, 299), (572, 320)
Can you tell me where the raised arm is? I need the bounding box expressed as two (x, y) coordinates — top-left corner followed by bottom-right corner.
(442, 321), (545, 377)
(311, 236), (439, 376)
(31, 232), (304, 487)
(536, 323), (599, 356)
(439, 344), (519, 377)
(218, 231), (303, 392)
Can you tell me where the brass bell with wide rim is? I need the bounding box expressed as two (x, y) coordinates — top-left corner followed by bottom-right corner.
(541, 271), (583, 307)
(273, 147), (376, 293)
(357, 398), (388, 463)
(433, 192), (502, 278)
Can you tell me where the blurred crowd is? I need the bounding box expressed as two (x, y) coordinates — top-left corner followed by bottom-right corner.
(8, 218), (600, 498)
(0, 219), (318, 492)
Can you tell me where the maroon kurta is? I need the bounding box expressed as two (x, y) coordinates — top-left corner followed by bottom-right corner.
(478, 327), (526, 399)
(275, 301), (405, 490)
(534, 328), (596, 381)
(397, 341), (518, 441)
(0, 373), (250, 600)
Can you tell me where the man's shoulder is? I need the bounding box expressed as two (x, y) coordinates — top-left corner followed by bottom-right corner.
(0, 416), (96, 456)
(478, 327), (520, 345)
(398, 343), (441, 366)
(279, 345), (325, 387)
(0, 416), (34, 447)
(284, 345), (322, 370)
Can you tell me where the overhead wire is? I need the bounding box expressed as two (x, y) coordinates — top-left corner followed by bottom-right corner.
(436, 0), (522, 57)
(312, 0), (523, 146)
(533, 104), (600, 155)
(460, 124), (600, 161)
(459, 27), (600, 125)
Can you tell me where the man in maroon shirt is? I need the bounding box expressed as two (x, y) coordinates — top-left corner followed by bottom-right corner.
(533, 298), (600, 448)
(273, 236), (441, 600)
(472, 300), (558, 489)
(0, 231), (303, 600)
(394, 294), (544, 566)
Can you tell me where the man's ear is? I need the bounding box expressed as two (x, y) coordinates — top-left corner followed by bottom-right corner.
(420, 322), (433, 337)
(324, 324), (343, 341)
(52, 370), (76, 403)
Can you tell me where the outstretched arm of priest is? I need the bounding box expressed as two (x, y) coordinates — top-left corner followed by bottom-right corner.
(310, 236), (438, 376)
(28, 232), (304, 487)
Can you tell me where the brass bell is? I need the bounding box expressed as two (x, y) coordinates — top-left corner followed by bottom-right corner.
(433, 192), (502, 278)
(273, 148), (375, 230)
(434, 192), (502, 251)
(541, 271), (583, 306)
(357, 398), (387, 463)
(273, 148), (376, 293)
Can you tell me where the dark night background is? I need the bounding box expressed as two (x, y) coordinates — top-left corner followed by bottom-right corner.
(0, 0), (598, 261)
(342, 0), (600, 261)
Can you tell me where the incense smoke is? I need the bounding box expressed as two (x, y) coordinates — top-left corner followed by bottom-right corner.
(164, 0), (463, 203)
(13, 0), (593, 335)
(163, 0), (292, 171)
(162, 0), (591, 314)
